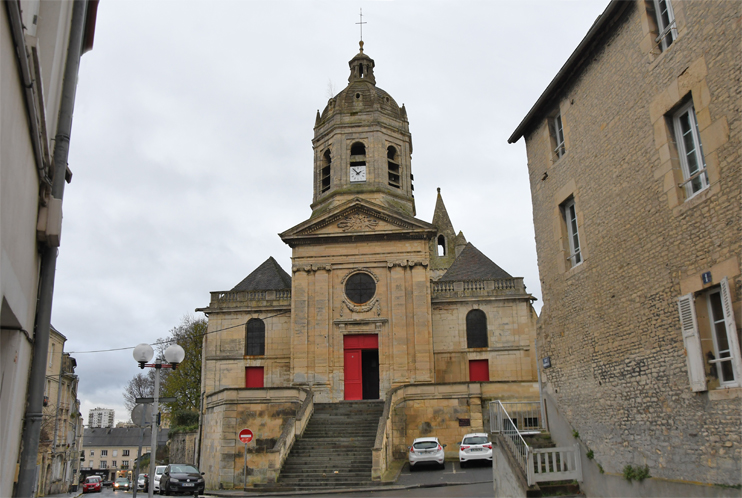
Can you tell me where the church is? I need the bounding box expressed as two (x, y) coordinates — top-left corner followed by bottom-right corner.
(197, 43), (539, 488)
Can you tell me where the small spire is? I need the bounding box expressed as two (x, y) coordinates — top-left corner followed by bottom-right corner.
(359, 40), (364, 53)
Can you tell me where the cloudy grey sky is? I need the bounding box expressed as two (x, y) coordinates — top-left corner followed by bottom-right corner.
(53, 0), (609, 423)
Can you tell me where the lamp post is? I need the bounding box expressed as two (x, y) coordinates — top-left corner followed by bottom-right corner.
(133, 343), (185, 498)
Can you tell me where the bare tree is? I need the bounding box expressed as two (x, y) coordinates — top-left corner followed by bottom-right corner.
(123, 370), (156, 412)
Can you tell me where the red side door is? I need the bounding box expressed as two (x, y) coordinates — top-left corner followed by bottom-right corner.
(469, 359), (490, 382)
(245, 366), (264, 388)
(344, 350), (362, 400)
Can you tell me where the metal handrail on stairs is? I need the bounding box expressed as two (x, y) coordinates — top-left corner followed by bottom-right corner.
(490, 400), (530, 474)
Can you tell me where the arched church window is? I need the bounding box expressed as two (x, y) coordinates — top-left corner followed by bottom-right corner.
(466, 309), (488, 348)
(345, 272), (376, 305)
(387, 146), (400, 188)
(245, 318), (265, 356)
(437, 235), (446, 256)
(350, 143), (366, 164)
(321, 149), (331, 193)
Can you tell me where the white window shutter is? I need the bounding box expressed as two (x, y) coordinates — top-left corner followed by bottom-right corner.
(719, 277), (742, 384)
(677, 294), (707, 392)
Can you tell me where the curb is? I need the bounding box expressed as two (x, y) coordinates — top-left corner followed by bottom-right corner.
(206, 479), (494, 497)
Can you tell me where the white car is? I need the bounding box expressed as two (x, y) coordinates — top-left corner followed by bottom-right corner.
(458, 432), (492, 467)
(153, 465), (167, 492)
(408, 437), (445, 470)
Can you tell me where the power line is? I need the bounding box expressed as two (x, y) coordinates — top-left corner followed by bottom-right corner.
(67, 310), (291, 354)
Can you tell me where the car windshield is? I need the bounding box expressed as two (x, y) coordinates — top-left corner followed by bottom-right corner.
(463, 436), (489, 445)
(86, 477), (100, 483)
(116, 479), (128, 483)
(412, 441), (438, 450)
(170, 465), (199, 473)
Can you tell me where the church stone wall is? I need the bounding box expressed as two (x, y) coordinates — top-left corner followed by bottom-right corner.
(200, 388), (306, 489)
(522, 0), (741, 486)
(290, 237), (434, 402)
(432, 297), (538, 383)
(201, 294), (291, 397)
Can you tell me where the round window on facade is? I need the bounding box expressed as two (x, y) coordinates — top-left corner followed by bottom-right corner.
(345, 273), (376, 305)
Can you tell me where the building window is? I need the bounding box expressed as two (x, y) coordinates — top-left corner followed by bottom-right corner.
(112, 460), (117, 468)
(437, 235), (446, 257)
(678, 277), (742, 391)
(550, 114), (565, 159)
(121, 461), (129, 469)
(112, 450), (117, 457)
(466, 310), (488, 348)
(101, 450), (107, 456)
(90, 450), (94, 456)
(652, 0), (676, 51)
(561, 198), (582, 267)
(673, 102), (708, 199)
(345, 272), (376, 305)
(122, 450), (129, 456)
(320, 149), (331, 193)
(387, 146), (400, 188)
(245, 319), (265, 356)
(100, 461), (107, 469)
(245, 366), (264, 388)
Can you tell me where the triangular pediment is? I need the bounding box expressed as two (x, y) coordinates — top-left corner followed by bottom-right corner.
(280, 198), (436, 247)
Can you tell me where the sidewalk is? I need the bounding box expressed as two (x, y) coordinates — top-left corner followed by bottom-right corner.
(44, 491), (82, 498)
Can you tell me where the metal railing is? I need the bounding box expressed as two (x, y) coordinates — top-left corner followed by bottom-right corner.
(499, 401), (546, 433)
(490, 400), (530, 473)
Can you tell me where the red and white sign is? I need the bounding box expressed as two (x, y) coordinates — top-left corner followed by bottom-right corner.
(238, 429), (254, 444)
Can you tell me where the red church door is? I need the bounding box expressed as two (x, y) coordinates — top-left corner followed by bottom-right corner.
(245, 366), (264, 388)
(344, 334), (379, 400)
(344, 350), (362, 400)
(469, 360), (490, 382)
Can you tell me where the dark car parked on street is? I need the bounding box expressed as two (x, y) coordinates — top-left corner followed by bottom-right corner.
(158, 464), (205, 496)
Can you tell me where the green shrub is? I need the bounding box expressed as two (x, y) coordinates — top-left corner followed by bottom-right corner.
(623, 464), (650, 482)
(597, 463), (604, 474)
(586, 449), (594, 460)
(572, 429), (579, 439)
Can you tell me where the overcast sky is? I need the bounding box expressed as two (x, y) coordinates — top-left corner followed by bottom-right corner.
(53, 0), (610, 424)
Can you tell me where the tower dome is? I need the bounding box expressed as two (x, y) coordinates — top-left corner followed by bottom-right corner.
(311, 43), (415, 217)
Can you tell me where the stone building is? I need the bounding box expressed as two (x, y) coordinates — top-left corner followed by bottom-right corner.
(197, 43), (539, 488)
(509, 0), (740, 495)
(81, 427), (169, 482)
(37, 327), (83, 496)
(1, 2), (97, 495)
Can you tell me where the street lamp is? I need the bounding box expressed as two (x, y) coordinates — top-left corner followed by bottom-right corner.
(132, 343), (185, 498)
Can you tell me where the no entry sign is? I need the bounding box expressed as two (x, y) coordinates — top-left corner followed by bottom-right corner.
(238, 428), (254, 444)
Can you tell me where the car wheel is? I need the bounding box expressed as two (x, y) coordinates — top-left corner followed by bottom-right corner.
(460, 460), (466, 468)
(440, 462), (445, 470)
(409, 463), (415, 472)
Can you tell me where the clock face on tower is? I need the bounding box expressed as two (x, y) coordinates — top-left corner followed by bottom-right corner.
(349, 166), (366, 183)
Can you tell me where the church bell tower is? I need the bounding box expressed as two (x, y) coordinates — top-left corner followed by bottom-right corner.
(311, 42), (415, 217)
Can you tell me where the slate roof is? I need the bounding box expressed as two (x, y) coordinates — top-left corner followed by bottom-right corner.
(439, 243), (512, 281)
(232, 257), (291, 291)
(83, 427), (169, 447)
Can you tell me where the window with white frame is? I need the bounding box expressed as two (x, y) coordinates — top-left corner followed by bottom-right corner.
(90, 450), (94, 456)
(112, 450), (117, 457)
(121, 460), (129, 469)
(100, 461), (107, 469)
(678, 277), (742, 391)
(653, 0), (677, 51)
(101, 449), (107, 456)
(112, 460), (117, 468)
(673, 101), (708, 199)
(123, 449), (130, 456)
(550, 114), (565, 159)
(561, 198), (582, 267)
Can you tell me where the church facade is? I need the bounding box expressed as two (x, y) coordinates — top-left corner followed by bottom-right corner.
(197, 44), (538, 487)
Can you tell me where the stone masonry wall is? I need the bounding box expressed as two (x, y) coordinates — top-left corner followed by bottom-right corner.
(200, 389), (304, 489)
(432, 297), (538, 382)
(522, 0), (741, 486)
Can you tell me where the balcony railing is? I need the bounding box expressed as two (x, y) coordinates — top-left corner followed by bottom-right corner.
(432, 277), (526, 297)
(207, 289), (291, 309)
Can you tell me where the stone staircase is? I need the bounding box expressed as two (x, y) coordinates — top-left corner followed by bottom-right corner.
(277, 401), (384, 489)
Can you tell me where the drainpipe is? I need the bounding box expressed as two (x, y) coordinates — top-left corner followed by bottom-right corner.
(15, 2), (88, 496)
